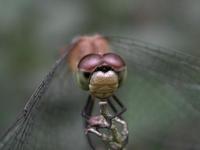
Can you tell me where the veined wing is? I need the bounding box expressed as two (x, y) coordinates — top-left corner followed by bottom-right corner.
(1, 34), (200, 150)
(108, 36), (200, 150)
(108, 36), (200, 87)
(0, 46), (88, 150)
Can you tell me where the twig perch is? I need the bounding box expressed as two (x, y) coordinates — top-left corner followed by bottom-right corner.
(86, 101), (128, 150)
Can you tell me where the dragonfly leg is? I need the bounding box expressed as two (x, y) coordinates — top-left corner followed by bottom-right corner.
(81, 95), (96, 150)
(107, 98), (118, 114)
(109, 95), (127, 119)
(81, 95), (94, 120)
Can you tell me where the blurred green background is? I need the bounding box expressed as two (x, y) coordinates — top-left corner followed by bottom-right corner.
(0, 0), (200, 149)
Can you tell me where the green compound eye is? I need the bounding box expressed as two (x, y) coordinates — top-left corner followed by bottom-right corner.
(117, 67), (127, 88)
(76, 71), (91, 91)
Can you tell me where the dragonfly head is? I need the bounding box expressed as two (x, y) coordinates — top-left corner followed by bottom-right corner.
(76, 53), (127, 99)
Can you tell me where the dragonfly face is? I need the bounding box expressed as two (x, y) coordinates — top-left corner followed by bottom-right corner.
(0, 34), (200, 150)
(76, 53), (127, 99)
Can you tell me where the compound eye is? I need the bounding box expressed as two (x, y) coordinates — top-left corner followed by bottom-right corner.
(78, 54), (101, 72)
(103, 53), (126, 71)
(76, 54), (102, 90)
(118, 67), (127, 88)
(76, 71), (91, 90)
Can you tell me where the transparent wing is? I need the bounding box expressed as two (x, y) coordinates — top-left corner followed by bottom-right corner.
(108, 36), (200, 150)
(0, 50), (88, 150)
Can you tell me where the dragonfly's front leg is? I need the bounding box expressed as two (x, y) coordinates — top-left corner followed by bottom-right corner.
(81, 95), (96, 150)
(81, 95), (94, 120)
(110, 95), (127, 119)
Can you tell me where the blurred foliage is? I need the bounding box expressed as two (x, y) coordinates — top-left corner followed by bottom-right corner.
(0, 0), (200, 149)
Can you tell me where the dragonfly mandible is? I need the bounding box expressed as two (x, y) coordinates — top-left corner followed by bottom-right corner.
(0, 34), (200, 150)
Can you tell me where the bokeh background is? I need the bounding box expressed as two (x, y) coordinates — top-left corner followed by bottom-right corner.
(0, 0), (200, 149)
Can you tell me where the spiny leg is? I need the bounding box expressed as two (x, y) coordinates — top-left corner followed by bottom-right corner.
(107, 98), (121, 123)
(110, 95), (127, 119)
(107, 98), (117, 114)
(81, 95), (94, 119)
(81, 95), (96, 150)
(112, 95), (124, 108)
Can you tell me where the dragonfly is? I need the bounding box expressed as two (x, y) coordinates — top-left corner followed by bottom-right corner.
(0, 34), (200, 150)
